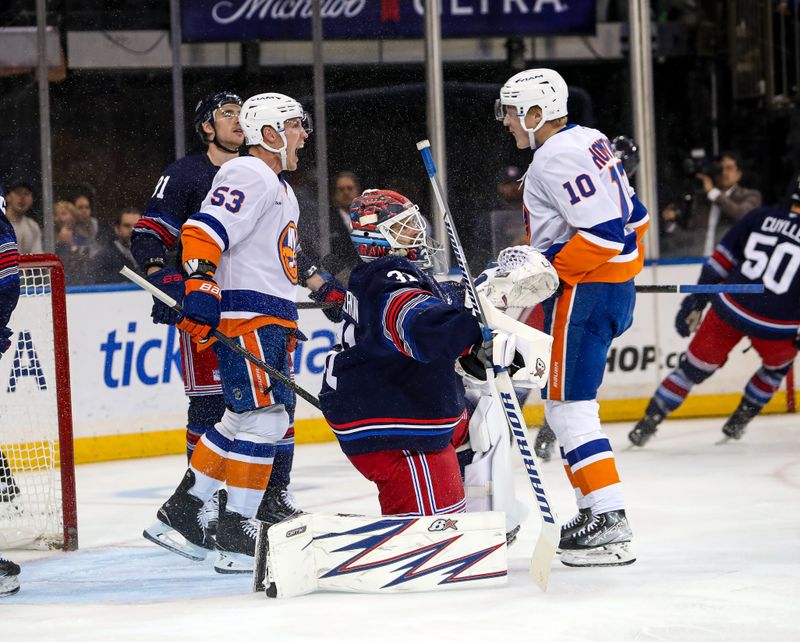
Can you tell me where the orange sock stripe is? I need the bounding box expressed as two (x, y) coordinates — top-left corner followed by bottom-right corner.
(226, 459), (273, 491)
(549, 286), (573, 401)
(190, 440), (227, 482)
(563, 463), (579, 490)
(241, 331), (274, 407)
(572, 457), (621, 496)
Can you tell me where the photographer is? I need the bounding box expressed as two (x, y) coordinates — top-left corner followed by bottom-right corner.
(660, 151), (762, 257)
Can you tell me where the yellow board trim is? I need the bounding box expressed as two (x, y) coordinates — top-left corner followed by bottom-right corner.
(5, 393), (798, 467)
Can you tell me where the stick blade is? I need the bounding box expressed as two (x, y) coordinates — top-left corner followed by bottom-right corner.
(529, 520), (559, 591)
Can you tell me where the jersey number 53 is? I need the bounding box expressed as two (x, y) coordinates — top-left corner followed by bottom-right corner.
(209, 186), (246, 213)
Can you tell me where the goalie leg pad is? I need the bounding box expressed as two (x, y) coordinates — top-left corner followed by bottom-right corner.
(261, 512), (508, 597)
(463, 389), (528, 534)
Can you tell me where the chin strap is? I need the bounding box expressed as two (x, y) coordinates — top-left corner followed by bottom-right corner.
(211, 138), (241, 155)
(259, 133), (289, 171)
(521, 114), (546, 150)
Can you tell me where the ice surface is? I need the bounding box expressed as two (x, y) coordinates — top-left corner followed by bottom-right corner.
(4, 415), (799, 642)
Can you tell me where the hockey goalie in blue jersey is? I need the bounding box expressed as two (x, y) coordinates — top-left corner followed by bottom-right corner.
(319, 189), (552, 528)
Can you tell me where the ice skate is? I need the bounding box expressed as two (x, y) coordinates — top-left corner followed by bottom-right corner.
(0, 557), (20, 597)
(143, 470), (213, 562)
(214, 508), (260, 574)
(718, 399), (760, 444)
(255, 485), (303, 526)
(558, 507), (593, 547)
(559, 509), (635, 567)
(628, 401), (666, 448)
(534, 423), (556, 462)
(198, 488), (226, 541)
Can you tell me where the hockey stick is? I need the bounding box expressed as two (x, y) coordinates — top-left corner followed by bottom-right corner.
(416, 140), (558, 591)
(636, 284), (764, 294)
(119, 266), (321, 409)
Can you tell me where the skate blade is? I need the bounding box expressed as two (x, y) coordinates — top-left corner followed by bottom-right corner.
(214, 550), (254, 574)
(143, 521), (208, 562)
(0, 577), (21, 597)
(560, 541), (636, 567)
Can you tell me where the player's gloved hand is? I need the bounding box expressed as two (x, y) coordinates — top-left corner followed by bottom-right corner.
(145, 267), (184, 325)
(458, 331), (524, 382)
(177, 275), (221, 341)
(308, 276), (346, 323)
(0, 326), (12, 355)
(674, 294), (709, 337)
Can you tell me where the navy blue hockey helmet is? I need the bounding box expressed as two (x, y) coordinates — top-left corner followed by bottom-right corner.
(193, 91), (243, 144)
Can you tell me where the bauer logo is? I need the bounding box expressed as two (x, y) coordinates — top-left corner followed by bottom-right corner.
(428, 518), (458, 532)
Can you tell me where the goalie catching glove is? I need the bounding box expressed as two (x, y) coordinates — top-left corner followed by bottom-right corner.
(476, 245), (559, 309)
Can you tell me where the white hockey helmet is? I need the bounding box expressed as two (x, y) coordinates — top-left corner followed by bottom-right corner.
(495, 68), (568, 148)
(240, 92), (313, 169)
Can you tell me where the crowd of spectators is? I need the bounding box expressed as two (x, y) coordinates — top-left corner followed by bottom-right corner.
(1, 149), (772, 287)
(2, 180), (141, 286)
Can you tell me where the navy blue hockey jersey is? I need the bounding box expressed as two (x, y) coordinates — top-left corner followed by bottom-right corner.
(703, 205), (800, 340)
(319, 256), (482, 457)
(0, 187), (21, 327)
(131, 153), (221, 266)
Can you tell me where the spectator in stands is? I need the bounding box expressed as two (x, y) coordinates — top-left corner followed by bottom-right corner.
(53, 200), (91, 285)
(92, 207), (141, 284)
(660, 151), (762, 257)
(72, 190), (100, 253)
(3, 180), (42, 255)
(298, 170), (361, 283)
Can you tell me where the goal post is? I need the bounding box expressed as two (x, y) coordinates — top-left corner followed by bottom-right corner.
(0, 254), (78, 550)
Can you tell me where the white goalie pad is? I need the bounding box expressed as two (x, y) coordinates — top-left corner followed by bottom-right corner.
(259, 512), (508, 598)
(463, 385), (529, 534)
(477, 246), (559, 309)
(479, 293), (553, 388)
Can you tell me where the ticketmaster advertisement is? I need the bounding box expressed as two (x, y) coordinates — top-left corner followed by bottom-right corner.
(0, 263), (794, 463)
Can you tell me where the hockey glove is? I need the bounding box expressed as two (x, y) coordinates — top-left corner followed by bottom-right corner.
(308, 276), (346, 323)
(177, 275), (222, 341)
(145, 266), (184, 325)
(458, 333), (525, 382)
(0, 326), (12, 355)
(675, 294), (709, 338)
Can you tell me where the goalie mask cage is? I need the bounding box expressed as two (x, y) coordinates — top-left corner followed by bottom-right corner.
(0, 254), (78, 550)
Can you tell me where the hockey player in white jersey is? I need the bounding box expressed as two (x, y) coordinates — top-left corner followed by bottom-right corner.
(496, 68), (650, 566)
(144, 92), (313, 574)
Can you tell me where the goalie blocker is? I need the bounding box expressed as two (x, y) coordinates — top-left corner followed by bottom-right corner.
(253, 512), (507, 598)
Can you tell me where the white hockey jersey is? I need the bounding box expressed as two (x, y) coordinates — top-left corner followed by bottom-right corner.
(522, 124), (649, 285)
(182, 155), (300, 337)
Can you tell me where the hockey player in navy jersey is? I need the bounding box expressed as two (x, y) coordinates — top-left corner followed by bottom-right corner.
(132, 91), (307, 529)
(0, 186), (22, 597)
(630, 180), (800, 445)
(319, 189), (550, 537)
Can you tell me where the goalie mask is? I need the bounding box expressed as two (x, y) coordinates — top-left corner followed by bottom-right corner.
(349, 189), (439, 268)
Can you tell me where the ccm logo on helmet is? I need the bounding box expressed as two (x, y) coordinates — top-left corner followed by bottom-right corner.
(515, 74), (545, 83)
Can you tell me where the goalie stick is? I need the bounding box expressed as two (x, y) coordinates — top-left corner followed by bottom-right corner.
(416, 140), (558, 591)
(119, 266), (321, 409)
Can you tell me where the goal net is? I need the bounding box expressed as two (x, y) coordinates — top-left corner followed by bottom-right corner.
(0, 254), (77, 550)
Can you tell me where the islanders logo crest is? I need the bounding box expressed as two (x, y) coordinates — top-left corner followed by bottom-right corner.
(278, 221), (299, 285)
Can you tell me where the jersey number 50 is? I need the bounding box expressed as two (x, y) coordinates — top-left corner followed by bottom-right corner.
(209, 186), (245, 213)
(741, 232), (800, 295)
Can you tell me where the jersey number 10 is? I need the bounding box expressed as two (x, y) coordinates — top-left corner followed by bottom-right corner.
(561, 162), (631, 220)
